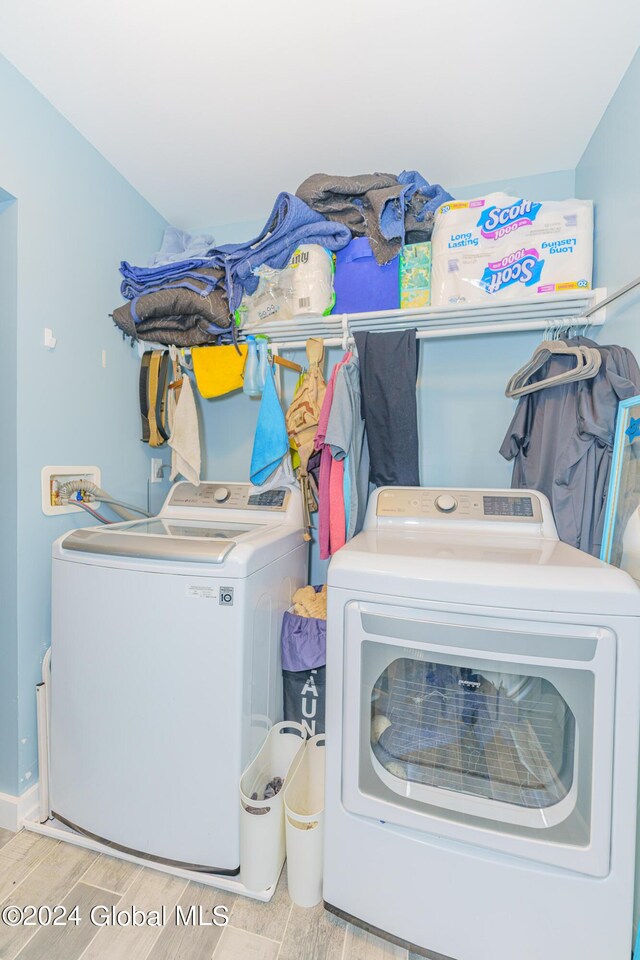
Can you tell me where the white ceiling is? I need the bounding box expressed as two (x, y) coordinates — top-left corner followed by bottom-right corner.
(1, 1), (639, 231)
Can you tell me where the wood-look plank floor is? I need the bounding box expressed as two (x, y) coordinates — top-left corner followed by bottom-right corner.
(0, 830), (416, 960)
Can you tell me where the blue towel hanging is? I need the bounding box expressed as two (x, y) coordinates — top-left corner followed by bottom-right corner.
(250, 366), (289, 486)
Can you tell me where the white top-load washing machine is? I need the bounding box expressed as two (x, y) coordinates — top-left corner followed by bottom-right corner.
(50, 481), (307, 875)
(325, 487), (640, 960)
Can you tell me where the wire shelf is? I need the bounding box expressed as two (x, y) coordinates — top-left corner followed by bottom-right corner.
(250, 288), (607, 349)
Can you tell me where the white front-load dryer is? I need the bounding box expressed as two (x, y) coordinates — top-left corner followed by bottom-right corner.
(50, 482), (307, 875)
(324, 486), (640, 960)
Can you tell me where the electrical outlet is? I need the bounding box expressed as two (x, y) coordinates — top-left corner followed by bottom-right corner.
(41, 465), (101, 516)
(150, 458), (165, 483)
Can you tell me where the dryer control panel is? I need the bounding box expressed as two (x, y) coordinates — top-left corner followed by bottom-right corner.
(375, 487), (543, 523)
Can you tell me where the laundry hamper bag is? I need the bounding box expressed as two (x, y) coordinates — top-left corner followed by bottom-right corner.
(239, 721), (306, 892)
(283, 666), (326, 737)
(281, 595), (326, 737)
(284, 734), (326, 908)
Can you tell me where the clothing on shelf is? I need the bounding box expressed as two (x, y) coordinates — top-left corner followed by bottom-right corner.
(325, 357), (370, 541)
(315, 352), (352, 561)
(355, 329), (421, 487)
(112, 276), (231, 347)
(315, 353), (370, 556)
(139, 349), (171, 446)
(119, 261), (221, 301)
(500, 337), (640, 556)
(328, 452), (347, 555)
(296, 170), (452, 266)
(343, 453), (352, 534)
(255, 453), (296, 493)
(307, 447), (322, 505)
(286, 338), (327, 538)
(207, 192), (352, 313)
(250, 364), (291, 487)
(191, 344), (248, 398)
(168, 373), (201, 486)
(150, 226), (217, 267)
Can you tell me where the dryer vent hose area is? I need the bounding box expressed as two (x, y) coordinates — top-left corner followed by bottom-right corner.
(55, 480), (151, 523)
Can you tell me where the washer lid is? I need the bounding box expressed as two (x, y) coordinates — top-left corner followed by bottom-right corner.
(61, 517), (260, 564)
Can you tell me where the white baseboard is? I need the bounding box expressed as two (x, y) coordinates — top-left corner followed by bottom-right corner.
(0, 783), (39, 832)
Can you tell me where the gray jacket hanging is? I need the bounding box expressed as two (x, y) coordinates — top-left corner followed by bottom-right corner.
(500, 338), (640, 556)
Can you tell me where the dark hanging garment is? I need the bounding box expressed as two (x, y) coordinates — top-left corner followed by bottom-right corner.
(354, 329), (420, 486)
(500, 338), (640, 556)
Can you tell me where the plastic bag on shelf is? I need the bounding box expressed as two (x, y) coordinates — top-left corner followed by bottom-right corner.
(236, 245), (335, 330)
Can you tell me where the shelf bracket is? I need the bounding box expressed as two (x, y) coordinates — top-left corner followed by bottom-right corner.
(340, 314), (351, 352)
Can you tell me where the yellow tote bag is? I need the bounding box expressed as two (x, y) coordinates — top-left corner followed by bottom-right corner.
(191, 344), (248, 399)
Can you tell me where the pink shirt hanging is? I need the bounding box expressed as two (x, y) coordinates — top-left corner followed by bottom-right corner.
(315, 352), (351, 561)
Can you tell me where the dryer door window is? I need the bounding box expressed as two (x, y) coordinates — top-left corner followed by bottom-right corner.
(371, 659), (575, 811)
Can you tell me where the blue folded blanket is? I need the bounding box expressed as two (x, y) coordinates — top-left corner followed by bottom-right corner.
(150, 226), (216, 266)
(120, 258), (219, 300)
(209, 192), (352, 313)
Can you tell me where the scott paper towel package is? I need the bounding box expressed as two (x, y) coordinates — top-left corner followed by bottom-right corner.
(431, 193), (593, 305)
(236, 245), (335, 330)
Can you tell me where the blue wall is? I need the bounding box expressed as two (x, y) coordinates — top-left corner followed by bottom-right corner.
(0, 194), (18, 796)
(452, 169), (575, 202)
(0, 54), (167, 797)
(576, 48), (640, 348)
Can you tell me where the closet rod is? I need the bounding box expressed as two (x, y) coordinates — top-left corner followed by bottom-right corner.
(272, 316), (604, 351)
(584, 275), (640, 318)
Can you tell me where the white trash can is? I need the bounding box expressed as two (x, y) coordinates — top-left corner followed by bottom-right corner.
(239, 721), (306, 893)
(284, 734), (326, 907)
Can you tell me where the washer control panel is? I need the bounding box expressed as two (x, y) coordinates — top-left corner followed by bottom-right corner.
(168, 483), (290, 511)
(376, 488), (542, 523)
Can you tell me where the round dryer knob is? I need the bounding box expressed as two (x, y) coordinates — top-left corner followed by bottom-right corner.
(435, 494), (457, 513)
(214, 487), (230, 503)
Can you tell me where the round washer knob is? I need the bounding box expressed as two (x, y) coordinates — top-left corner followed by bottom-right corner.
(214, 486), (230, 503)
(435, 494), (457, 513)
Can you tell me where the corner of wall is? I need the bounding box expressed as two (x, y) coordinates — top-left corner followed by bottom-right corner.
(575, 48), (640, 348)
(0, 197), (19, 797)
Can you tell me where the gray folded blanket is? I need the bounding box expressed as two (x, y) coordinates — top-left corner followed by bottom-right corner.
(112, 281), (231, 347)
(296, 171), (453, 264)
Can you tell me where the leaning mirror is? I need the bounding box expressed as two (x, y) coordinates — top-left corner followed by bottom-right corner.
(601, 395), (640, 583)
